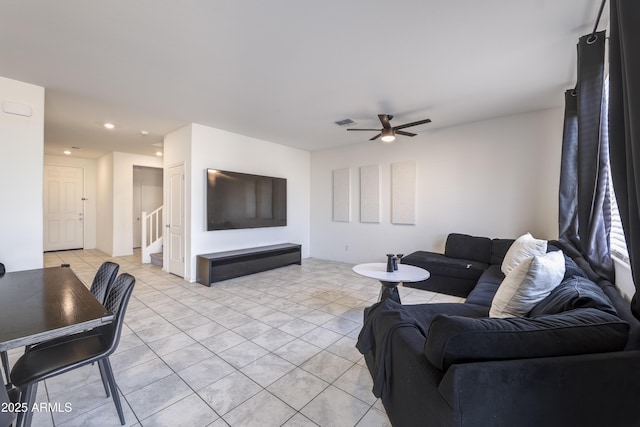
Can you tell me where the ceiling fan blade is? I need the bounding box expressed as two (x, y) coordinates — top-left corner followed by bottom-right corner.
(396, 130), (417, 137)
(378, 114), (392, 130)
(369, 133), (382, 141)
(393, 118), (432, 130)
(347, 128), (383, 131)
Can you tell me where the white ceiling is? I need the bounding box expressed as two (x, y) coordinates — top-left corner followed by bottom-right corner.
(0, 0), (605, 159)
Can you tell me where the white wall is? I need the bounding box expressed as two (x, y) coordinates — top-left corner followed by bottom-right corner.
(310, 108), (564, 264)
(44, 155), (98, 249)
(96, 153), (114, 255)
(133, 166), (163, 213)
(0, 76), (45, 271)
(164, 123), (311, 282)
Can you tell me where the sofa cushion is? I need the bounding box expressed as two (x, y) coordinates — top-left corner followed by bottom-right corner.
(444, 233), (492, 264)
(425, 308), (630, 371)
(490, 250), (566, 318)
(401, 252), (486, 281)
(501, 233), (547, 276)
(464, 265), (504, 307)
(490, 238), (515, 265)
(529, 276), (618, 317)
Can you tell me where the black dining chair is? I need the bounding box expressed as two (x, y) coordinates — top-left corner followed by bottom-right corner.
(90, 261), (119, 303)
(10, 273), (136, 427)
(0, 383), (16, 427)
(2, 262), (119, 387)
(0, 352), (8, 386)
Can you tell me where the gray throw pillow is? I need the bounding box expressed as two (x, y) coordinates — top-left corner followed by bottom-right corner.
(529, 276), (618, 317)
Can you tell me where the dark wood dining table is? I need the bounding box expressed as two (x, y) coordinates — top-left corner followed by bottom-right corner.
(0, 266), (114, 353)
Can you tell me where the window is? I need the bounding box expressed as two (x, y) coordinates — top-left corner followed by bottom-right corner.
(604, 77), (630, 263)
(609, 174), (630, 263)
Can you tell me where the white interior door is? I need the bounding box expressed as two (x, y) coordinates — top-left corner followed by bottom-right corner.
(44, 165), (84, 251)
(167, 164), (185, 277)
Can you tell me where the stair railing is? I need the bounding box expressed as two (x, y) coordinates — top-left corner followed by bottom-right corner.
(141, 206), (163, 264)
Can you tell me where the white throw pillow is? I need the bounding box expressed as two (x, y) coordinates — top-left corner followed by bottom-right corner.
(501, 232), (547, 275)
(490, 250), (566, 318)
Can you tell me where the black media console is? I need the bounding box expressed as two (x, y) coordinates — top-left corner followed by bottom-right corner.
(196, 243), (302, 286)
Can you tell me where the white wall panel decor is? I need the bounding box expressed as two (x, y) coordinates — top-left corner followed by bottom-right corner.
(360, 164), (380, 223)
(391, 160), (416, 225)
(332, 168), (351, 222)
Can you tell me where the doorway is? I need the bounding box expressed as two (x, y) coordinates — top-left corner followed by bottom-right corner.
(43, 165), (84, 251)
(132, 166), (163, 249)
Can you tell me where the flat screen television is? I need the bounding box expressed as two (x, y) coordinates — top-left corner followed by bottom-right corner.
(206, 169), (287, 230)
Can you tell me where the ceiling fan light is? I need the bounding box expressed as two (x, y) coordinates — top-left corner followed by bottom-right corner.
(381, 135), (395, 143)
(381, 130), (396, 143)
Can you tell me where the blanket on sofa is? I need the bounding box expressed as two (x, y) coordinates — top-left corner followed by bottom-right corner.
(356, 298), (427, 401)
(356, 299), (489, 402)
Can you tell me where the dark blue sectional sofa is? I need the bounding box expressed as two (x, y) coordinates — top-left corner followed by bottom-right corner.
(357, 234), (640, 427)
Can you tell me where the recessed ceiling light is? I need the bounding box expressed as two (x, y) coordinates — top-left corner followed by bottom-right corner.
(141, 130), (149, 135)
(63, 150), (71, 155)
(104, 123), (115, 129)
(155, 151), (163, 157)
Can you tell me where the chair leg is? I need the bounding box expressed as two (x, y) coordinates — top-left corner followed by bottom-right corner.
(15, 382), (38, 427)
(1, 351), (10, 386)
(97, 360), (111, 398)
(101, 358), (125, 425)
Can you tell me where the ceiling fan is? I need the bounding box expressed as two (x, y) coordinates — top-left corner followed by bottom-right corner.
(347, 114), (432, 143)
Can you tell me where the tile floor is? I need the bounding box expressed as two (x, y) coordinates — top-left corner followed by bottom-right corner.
(7, 249), (463, 426)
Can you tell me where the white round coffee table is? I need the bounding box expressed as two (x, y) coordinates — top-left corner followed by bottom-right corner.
(353, 262), (430, 303)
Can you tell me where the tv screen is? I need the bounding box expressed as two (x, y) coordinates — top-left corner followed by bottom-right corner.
(206, 169), (287, 230)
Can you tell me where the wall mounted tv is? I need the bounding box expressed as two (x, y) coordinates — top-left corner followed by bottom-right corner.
(206, 169), (287, 231)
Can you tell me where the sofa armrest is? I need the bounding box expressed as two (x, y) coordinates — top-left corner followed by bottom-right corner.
(379, 323), (459, 426)
(438, 351), (640, 427)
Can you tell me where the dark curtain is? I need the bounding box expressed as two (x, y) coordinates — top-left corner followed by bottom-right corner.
(558, 30), (614, 282)
(609, 0), (640, 318)
(559, 90), (579, 249)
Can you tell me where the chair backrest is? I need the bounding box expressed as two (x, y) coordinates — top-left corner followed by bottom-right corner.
(90, 262), (119, 304)
(102, 273), (135, 356)
(0, 262), (5, 276)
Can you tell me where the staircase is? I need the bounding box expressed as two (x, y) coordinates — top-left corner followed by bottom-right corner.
(149, 251), (163, 267)
(142, 206), (163, 264)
